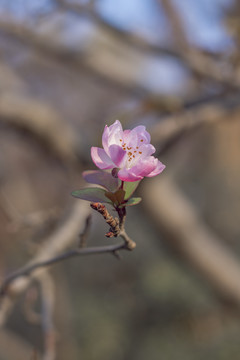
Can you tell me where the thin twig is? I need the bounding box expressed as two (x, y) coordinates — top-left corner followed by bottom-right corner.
(0, 242), (129, 296)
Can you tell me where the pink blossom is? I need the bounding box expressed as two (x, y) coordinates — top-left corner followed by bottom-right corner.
(91, 120), (165, 182)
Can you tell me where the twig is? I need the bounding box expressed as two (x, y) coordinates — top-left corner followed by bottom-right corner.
(0, 242), (129, 296)
(90, 202), (136, 249)
(0, 201), (90, 326)
(90, 202), (120, 237)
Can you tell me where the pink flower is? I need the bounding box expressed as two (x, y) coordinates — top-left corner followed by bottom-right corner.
(91, 120), (165, 182)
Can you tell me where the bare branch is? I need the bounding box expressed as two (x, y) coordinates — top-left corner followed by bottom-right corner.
(55, 0), (235, 88)
(0, 94), (78, 165)
(160, 0), (189, 50)
(0, 201), (90, 326)
(0, 18), (146, 95)
(0, 242), (129, 297)
(150, 95), (240, 152)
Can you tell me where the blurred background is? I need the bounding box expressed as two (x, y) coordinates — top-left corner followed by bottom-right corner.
(0, 0), (240, 359)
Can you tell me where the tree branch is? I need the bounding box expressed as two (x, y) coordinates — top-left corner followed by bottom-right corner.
(0, 243), (131, 297)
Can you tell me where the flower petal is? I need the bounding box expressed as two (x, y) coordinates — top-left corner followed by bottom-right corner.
(130, 157), (158, 178)
(108, 144), (127, 167)
(132, 125), (151, 144)
(102, 125), (110, 154)
(146, 160), (166, 177)
(91, 147), (114, 169)
(118, 168), (143, 182)
(102, 120), (123, 154)
(123, 129), (138, 148)
(140, 143), (156, 156)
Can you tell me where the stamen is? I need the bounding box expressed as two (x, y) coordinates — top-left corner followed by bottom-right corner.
(140, 139), (143, 142)
(139, 151), (142, 154)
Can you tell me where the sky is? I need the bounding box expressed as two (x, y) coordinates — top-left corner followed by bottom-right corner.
(97, 0), (233, 50)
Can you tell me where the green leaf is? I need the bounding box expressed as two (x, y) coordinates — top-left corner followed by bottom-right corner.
(123, 181), (141, 199)
(82, 170), (120, 192)
(119, 197), (142, 207)
(71, 187), (112, 203)
(105, 189), (125, 206)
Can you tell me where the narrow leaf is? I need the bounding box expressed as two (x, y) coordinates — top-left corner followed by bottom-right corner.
(82, 170), (120, 192)
(123, 181), (141, 199)
(71, 187), (112, 203)
(119, 197), (142, 207)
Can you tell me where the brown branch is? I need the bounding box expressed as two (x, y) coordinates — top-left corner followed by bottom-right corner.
(0, 201), (90, 326)
(90, 202), (120, 237)
(90, 202), (136, 249)
(0, 242), (129, 296)
(0, 201), (136, 297)
(150, 95), (240, 152)
(0, 93), (78, 165)
(160, 0), (189, 50)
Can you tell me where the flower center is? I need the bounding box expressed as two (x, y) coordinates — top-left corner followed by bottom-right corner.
(119, 138), (144, 167)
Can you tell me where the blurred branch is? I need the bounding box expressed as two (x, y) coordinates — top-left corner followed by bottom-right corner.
(0, 201), (135, 299)
(0, 94), (78, 165)
(0, 18), (146, 95)
(150, 93), (240, 152)
(0, 201), (90, 326)
(0, 6), (235, 92)
(0, 243), (129, 296)
(160, 0), (189, 50)
(39, 272), (56, 360)
(143, 176), (240, 307)
(55, 0), (236, 89)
